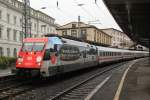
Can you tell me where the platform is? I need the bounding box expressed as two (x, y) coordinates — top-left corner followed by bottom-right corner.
(120, 57), (150, 100)
(0, 68), (12, 77)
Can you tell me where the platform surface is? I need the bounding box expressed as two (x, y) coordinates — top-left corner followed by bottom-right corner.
(0, 68), (12, 77)
(120, 58), (150, 100)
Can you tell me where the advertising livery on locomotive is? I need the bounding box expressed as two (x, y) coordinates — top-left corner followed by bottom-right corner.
(15, 36), (149, 77)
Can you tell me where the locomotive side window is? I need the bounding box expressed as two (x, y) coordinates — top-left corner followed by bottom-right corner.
(43, 49), (50, 60)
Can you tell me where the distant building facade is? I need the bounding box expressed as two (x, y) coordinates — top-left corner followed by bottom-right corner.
(57, 22), (112, 46)
(102, 28), (133, 49)
(0, 0), (56, 57)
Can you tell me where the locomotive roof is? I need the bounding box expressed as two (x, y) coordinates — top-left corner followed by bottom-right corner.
(23, 38), (48, 42)
(23, 37), (62, 44)
(24, 37), (148, 54)
(62, 38), (90, 47)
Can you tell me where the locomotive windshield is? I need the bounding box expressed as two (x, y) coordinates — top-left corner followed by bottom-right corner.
(22, 42), (45, 52)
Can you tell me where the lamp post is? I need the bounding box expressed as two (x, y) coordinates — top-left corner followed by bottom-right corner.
(77, 3), (84, 39)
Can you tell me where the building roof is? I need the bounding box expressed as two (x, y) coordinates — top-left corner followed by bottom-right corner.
(57, 22), (112, 37)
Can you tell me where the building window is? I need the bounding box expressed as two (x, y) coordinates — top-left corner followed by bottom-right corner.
(7, 14), (10, 23)
(13, 30), (17, 41)
(71, 30), (77, 37)
(0, 10), (2, 19)
(7, 28), (10, 40)
(47, 28), (49, 33)
(81, 29), (86, 40)
(0, 47), (3, 56)
(41, 25), (46, 33)
(0, 26), (2, 38)
(62, 31), (67, 36)
(13, 48), (17, 57)
(20, 18), (22, 27)
(13, 16), (17, 25)
(19, 31), (23, 41)
(34, 23), (37, 31)
(7, 48), (10, 57)
(72, 24), (76, 28)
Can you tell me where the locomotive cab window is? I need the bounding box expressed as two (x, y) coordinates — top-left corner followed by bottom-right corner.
(22, 42), (45, 52)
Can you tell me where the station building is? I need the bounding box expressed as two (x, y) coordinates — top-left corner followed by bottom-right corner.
(0, 0), (56, 57)
(102, 28), (134, 49)
(57, 22), (112, 46)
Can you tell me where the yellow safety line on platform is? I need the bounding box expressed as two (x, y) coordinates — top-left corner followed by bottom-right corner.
(113, 60), (137, 100)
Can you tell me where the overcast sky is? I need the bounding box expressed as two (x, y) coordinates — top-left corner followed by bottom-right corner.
(29, 0), (121, 31)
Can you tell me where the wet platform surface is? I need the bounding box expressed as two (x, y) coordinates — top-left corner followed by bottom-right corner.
(120, 58), (150, 100)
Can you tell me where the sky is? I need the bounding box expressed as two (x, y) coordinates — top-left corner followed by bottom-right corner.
(29, 0), (122, 31)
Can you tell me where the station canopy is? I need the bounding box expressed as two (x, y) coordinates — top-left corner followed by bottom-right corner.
(103, 0), (150, 48)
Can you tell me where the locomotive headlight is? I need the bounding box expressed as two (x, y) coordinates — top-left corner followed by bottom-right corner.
(18, 57), (23, 63)
(36, 56), (42, 63)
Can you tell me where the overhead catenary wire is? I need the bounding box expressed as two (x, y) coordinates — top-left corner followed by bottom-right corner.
(73, 0), (96, 20)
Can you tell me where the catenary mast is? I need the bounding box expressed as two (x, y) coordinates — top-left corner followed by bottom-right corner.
(22, 0), (31, 38)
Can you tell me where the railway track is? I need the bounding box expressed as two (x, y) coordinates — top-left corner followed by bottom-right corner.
(0, 75), (19, 90)
(0, 75), (16, 84)
(0, 62), (128, 100)
(0, 75), (40, 100)
(49, 62), (125, 100)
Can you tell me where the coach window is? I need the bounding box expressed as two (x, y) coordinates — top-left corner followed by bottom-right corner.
(100, 51), (102, 56)
(100, 52), (102, 56)
(103, 52), (104, 56)
(104, 52), (106, 56)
